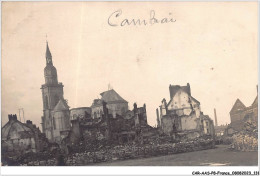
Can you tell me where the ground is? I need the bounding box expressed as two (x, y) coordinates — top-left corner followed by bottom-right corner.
(93, 145), (258, 166)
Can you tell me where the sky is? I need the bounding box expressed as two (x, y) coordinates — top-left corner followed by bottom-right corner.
(1, 2), (258, 129)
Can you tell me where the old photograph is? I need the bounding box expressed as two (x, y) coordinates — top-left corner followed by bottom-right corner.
(1, 1), (258, 171)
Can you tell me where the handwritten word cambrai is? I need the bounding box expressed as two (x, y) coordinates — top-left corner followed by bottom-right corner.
(108, 9), (177, 27)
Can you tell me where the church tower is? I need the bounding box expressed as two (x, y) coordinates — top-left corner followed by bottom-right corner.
(41, 42), (67, 142)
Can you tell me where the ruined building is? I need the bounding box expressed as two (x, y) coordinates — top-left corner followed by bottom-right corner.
(38, 43), (157, 146)
(70, 107), (92, 121)
(41, 43), (70, 143)
(63, 101), (150, 146)
(2, 114), (49, 155)
(229, 86), (258, 133)
(39, 43), (151, 146)
(156, 84), (214, 139)
(91, 89), (128, 119)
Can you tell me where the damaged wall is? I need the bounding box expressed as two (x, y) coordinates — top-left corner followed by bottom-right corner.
(167, 90), (201, 117)
(2, 115), (50, 155)
(158, 84), (214, 139)
(180, 113), (199, 131)
(70, 107), (92, 121)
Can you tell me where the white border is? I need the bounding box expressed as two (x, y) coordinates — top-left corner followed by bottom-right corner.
(0, 0), (259, 176)
(1, 166), (260, 176)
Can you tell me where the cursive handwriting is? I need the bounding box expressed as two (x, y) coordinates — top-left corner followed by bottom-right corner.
(108, 9), (176, 27)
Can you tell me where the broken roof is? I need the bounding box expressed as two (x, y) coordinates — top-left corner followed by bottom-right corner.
(230, 99), (246, 114)
(100, 89), (128, 104)
(2, 119), (34, 140)
(169, 83), (191, 99)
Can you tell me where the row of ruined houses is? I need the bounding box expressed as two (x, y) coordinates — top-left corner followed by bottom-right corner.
(2, 84), (215, 156)
(1, 104), (154, 156)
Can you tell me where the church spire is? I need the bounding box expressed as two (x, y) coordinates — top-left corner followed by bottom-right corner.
(43, 41), (58, 85)
(46, 42), (53, 65)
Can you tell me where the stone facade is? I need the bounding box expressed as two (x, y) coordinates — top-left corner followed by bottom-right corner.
(41, 43), (71, 143)
(51, 99), (71, 143)
(157, 84), (214, 139)
(166, 84), (201, 118)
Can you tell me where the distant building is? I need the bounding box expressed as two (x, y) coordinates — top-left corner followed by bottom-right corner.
(229, 88), (258, 132)
(41, 43), (71, 143)
(2, 114), (49, 154)
(91, 89), (128, 119)
(215, 125), (228, 136)
(156, 83), (214, 138)
(213, 108), (228, 136)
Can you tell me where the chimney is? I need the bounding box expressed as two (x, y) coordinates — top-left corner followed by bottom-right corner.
(26, 120), (32, 125)
(187, 83), (191, 95)
(156, 108), (159, 120)
(134, 103), (139, 127)
(156, 108), (160, 128)
(214, 108), (218, 126)
(134, 103), (137, 113)
(8, 114), (18, 121)
(102, 101), (108, 119)
(8, 114), (12, 121)
(169, 84), (172, 99)
(162, 98), (168, 112)
(159, 105), (162, 118)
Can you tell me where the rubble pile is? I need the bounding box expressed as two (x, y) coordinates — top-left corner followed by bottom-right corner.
(2, 151), (58, 166)
(1, 143), (60, 166)
(231, 134), (258, 151)
(230, 121), (258, 151)
(5, 137), (214, 166)
(64, 137), (214, 166)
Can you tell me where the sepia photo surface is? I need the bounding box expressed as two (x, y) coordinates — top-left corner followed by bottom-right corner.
(1, 1), (259, 172)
